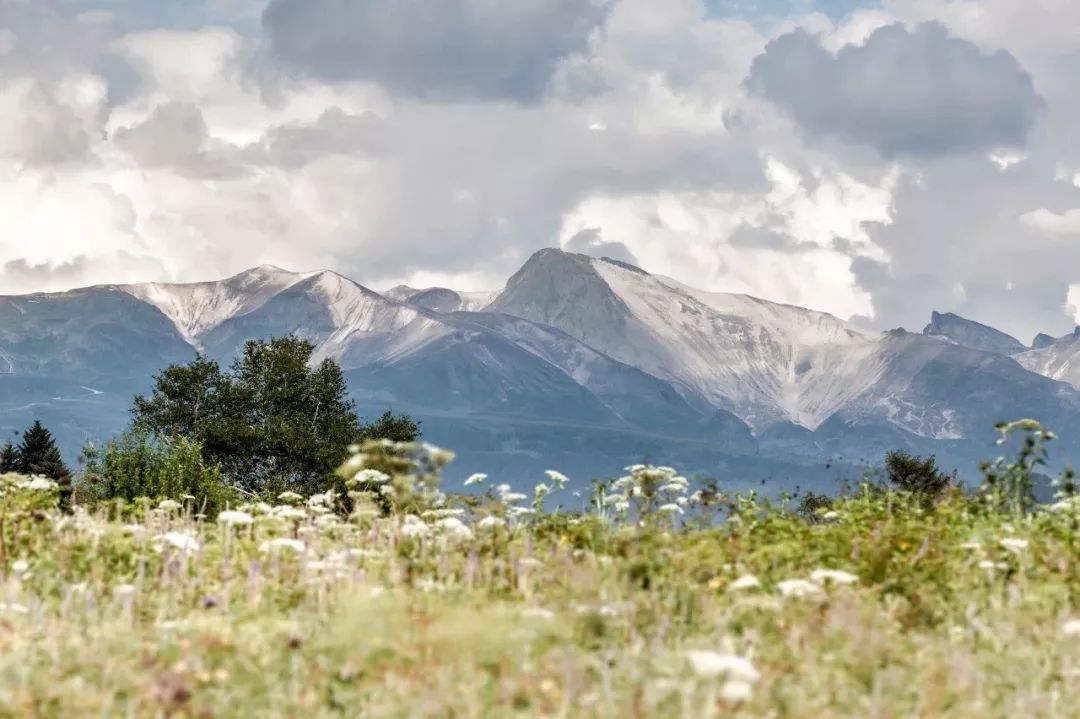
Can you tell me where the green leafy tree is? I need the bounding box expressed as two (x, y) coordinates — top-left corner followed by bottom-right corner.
(81, 431), (235, 517)
(884, 450), (957, 503)
(132, 337), (419, 495)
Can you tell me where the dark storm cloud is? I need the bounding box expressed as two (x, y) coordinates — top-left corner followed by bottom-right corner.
(261, 0), (612, 101)
(746, 22), (1044, 157)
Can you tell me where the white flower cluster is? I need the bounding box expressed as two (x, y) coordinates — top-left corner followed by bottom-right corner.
(686, 649), (760, 703)
(604, 465), (690, 517)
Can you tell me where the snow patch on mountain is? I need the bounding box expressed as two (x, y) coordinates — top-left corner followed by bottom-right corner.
(120, 265), (312, 346)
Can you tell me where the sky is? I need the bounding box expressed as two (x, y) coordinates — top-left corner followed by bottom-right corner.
(1, 0), (1080, 342)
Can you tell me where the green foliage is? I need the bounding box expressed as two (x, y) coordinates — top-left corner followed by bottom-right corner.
(884, 449), (957, 502)
(0, 441), (16, 473)
(132, 337), (418, 497)
(80, 430), (236, 517)
(2, 423), (1080, 716)
(15, 420), (71, 511)
(978, 419), (1069, 516)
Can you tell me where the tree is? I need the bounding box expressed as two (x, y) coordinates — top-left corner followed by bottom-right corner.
(132, 337), (419, 495)
(0, 441), (16, 473)
(360, 411), (421, 444)
(884, 450), (957, 502)
(81, 430), (235, 517)
(16, 420), (72, 510)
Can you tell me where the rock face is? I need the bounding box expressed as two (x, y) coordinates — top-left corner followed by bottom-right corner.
(922, 311), (1027, 355)
(4, 248), (1080, 488)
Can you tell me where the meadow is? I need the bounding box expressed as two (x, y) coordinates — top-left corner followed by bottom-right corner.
(1, 424), (1080, 717)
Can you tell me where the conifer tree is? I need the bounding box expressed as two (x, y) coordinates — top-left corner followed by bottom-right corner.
(16, 421), (72, 510)
(0, 440), (16, 473)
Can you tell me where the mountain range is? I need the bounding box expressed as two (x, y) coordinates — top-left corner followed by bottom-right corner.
(3, 248), (1080, 494)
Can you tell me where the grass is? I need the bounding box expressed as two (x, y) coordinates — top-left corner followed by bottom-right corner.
(2, 439), (1080, 717)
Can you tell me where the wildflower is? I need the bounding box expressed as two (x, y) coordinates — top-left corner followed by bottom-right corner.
(400, 515), (429, 539)
(156, 532), (200, 554)
(685, 650), (760, 683)
(434, 517), (473, 541)
(777, 579), (824, 598)
(11, 560), (29, 577)
(113, 584), (137, 599)
(1063, 619), (1080, 637)
(720, 680), (754, 703)
(464, 473), (488, 486)
(158, 499), (182, 512)
(217, 510), (254, 526)
(959, 541), (982, 550)
(810, 569), (858, 586)
(658, 503), (684, 515)
(521, 607), (555, 621)
(277, 491), (304, 505)
(422, 508), (465, 519)
(477, 516), (504, 530)
(0, 602), (28, 614)
(272, 506), (308, 522)
(1000, 538), (1029, 553)
(502, 492), (528, 504)
(728, 575), (761, 591)
(508, 506), (535, 518)
(351, 469), (390, 485)
(544, 470), (569, 489)
(24, 476), (57, 491)
(422, 443), (456, 465)
(821, 510), (840, 521)
(259, 538), (306, 554)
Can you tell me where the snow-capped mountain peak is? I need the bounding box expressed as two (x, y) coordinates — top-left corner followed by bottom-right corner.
(119, 265), (314, 346)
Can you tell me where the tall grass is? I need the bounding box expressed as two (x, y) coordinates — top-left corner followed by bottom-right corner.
(1, 426), (1079, 717)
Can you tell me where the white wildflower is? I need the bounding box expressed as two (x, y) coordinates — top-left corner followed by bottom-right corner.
(277, 491), (304, 505)
(1000, 538), (1029, 553)
(477, 516), (504, 530)
(434, 517), (473, 541)
(685, 650), (760, 683)
(720, 680), (755, 703)
(464, 473), (488, 486)
(273, 506), (308, 521)
(821, 510), (840, 521)
(11, 560), (29, 577)
(352, 469), (391, 485)
(400, 514), (430, 539)
(217, 510), (254, 526)
(1062, 618), (1080, 637)
(728, 575), (761, 591)
(502, 492), (528, 504)
(113, 584), (137, 599)
(423, 443), (455, 465)
(259, 538), (306, 554)
(777, 579), (824, 598)
(508, 506), (535, 518)
(658, 503), (684, 515)
(24, 476), (57, 491)
(810, 569), (858, 586)
(0, 602), (28, 614)
(521, 607), (555, 621)
(157, 499), (182, 512)
(544, 470), (569, 489)
(156, 532), (200, 554)
(959, 541), (982, 551)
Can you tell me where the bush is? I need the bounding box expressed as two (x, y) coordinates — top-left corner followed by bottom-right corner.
(79, 430), (236, 516)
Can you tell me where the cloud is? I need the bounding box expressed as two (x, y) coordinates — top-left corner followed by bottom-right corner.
(563, 227), (640, 265)
(746, 22), (1044, 156)
(261, 0), (612, 101)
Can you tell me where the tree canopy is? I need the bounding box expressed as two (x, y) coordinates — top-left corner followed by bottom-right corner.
(132, 337), (419, 494)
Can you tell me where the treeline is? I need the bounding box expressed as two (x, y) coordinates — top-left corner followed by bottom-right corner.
(18, 337), (419, 515)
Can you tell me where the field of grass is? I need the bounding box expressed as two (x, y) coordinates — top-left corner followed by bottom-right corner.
(2, 435), (1080, 717)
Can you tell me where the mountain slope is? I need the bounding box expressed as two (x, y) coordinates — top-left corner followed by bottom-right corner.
(119, 265), (311, 347)
(922, 311), (1027, 355)
(490, 249), (879, 430)
(1017, 329), (1080, 388)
